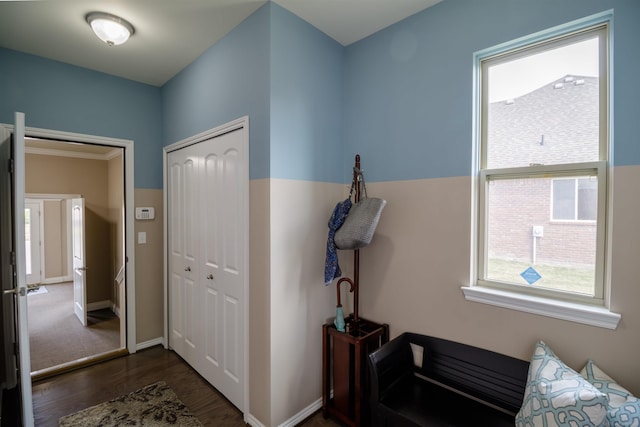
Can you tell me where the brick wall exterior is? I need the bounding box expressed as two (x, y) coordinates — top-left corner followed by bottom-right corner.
(488, 178), (596, 268)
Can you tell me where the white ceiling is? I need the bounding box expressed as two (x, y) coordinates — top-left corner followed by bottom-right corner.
(0, 0), (441, 87)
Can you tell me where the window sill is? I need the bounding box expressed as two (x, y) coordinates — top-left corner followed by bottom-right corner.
(461, 286), (621, 330)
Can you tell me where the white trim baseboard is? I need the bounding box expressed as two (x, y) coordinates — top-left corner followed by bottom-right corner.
(245, 413), (266, 427)
(87, 300), (112, 311)
(41, 276), (73, 285)
(245, 393), (330, 427)
(276, 397), (323, 427)
(136, 337), (164, 351)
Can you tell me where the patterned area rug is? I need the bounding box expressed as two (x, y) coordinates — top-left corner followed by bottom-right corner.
(58, 381), (203, 426)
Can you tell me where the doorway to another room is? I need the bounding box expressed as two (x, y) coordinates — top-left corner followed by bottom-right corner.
(24, 138), (127, 378)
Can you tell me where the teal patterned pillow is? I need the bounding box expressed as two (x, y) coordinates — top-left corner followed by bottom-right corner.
(515, 341), (609, 427)
(581, 359), (640, 427)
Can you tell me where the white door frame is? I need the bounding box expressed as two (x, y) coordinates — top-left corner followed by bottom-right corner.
(3, 124), (137, 353)
(163, 116), (250, 417)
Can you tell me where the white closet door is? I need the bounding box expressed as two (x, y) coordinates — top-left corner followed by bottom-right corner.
(197, 128), (246, 410)
(167, 148), (201, 364)
(167, 123), (247, 412)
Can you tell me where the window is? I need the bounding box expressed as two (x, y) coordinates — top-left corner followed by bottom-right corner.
(552, 177), (597, 221)
(474, 18), (610, 306)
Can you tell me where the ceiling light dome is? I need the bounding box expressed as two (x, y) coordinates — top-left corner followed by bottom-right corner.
(86, 12), (135, 46)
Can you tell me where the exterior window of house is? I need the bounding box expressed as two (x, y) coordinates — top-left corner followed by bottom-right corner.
(552, 177), (597, 221)
(475, 20), (609, 305)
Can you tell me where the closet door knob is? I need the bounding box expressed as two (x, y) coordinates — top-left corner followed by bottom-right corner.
(206, 274), (214, 280)
(185, 266), (191, 272)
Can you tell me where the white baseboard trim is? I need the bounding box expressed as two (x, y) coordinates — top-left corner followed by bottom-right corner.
(87, 300), (111, 311)
(41, 276), (73, 285)
(277, 397), (323, 427)
(136, 337), (164, 351)
(245, 393), (330, 427)
(245, 400), (322, 427)
(112, 304), (120, 317)
(245, 413), (266, 427)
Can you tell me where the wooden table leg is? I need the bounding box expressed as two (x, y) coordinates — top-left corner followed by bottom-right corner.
(322, 324), (329, 418)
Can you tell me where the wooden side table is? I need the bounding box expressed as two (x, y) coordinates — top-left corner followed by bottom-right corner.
(322, 315), (389, 427)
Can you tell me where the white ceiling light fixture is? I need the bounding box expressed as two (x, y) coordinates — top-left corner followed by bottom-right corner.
(86, 12), (135, 47)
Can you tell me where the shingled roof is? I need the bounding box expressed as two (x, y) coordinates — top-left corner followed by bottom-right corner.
(487, 75), (599, 169)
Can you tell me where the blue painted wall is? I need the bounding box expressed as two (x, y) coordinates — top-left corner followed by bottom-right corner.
(0, 48), (162, 189)
(162, 3), (344, 183)
(269, 4), (344, 183)
(3, 0), (638, 186)
(161, 4), (271, 180)
(343, 0), (640, 182)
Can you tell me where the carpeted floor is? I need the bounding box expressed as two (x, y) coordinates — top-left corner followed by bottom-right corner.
(28, 282), (121, 372)
(58, 381), (203, 427)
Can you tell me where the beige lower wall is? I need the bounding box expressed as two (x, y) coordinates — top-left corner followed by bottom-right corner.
(134, 188), (165, 344)
(359, 166), (640, 395)
(249, 179), (271, 425)
(147, 165), (640, 424)
(269, 179), (345, 426)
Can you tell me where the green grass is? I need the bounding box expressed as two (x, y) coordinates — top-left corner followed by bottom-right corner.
(487, 258), (594, 295)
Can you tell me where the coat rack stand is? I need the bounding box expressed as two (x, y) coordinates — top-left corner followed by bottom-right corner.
(322, 154), (389, 427)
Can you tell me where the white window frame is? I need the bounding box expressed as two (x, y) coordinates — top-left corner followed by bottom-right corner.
(463, 11), (621, 329)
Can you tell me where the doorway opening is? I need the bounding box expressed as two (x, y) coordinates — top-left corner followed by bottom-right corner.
(24, 137), (129, 378)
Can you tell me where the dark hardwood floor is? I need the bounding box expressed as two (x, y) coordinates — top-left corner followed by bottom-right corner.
(32, 345), (244, 426)
(32, 345), (341, 427)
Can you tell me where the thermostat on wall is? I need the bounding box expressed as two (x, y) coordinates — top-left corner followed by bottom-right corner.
(135, 207), (155, 220)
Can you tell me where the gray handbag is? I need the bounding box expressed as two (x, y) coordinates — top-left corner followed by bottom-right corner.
(334, 172), (386, 250)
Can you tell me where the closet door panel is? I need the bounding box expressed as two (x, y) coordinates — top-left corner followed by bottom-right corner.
(202, 152), (220, 270)
(204, 287), (221, 380)
(183, 157), (199, 267)
(221, 147), (242, 388)
(168, 155), (186, 355)
(221, 148), (240, 273)
(182, 156), (201, 364)
(183, 277), (197, 349)
(170, 272), (184, 341)
(168, 150), (200, 364)
(201, 152), (223, 383)
(223, 293), (240, 383)
(198, 130), (245, 410)
(219, 136), (245, 408)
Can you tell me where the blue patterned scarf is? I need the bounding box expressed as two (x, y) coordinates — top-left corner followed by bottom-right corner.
(324, 199), (352, 285)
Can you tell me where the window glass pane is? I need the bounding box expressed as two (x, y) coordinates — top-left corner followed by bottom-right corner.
(485, 37), (600, 169)
(552, 179), (576, 220)
(577, 178), (597, 220)
(486, 177), (596, 295)
(25, 208), (32, 275)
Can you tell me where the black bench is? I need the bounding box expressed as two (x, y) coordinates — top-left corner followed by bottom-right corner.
(368, 332), (529, 427)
